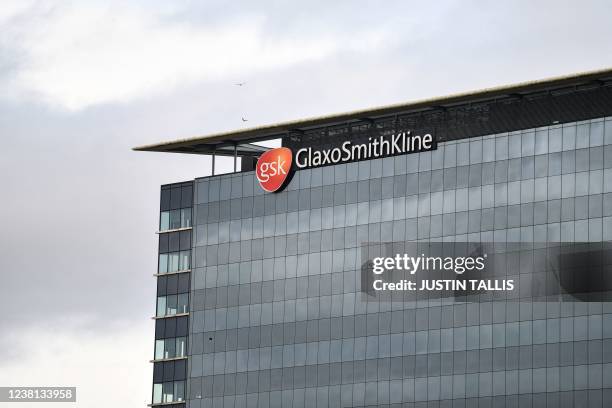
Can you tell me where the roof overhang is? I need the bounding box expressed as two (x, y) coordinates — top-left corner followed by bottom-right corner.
(133, 67), (612, 155)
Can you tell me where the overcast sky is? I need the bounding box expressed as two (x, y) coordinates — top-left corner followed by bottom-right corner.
(1, 1), (612, 406)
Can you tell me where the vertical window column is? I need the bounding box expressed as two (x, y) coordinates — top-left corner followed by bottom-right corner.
(152, 182), (193, 406)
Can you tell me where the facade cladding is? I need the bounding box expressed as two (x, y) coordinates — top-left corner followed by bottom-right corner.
(148, 74), (612, 408)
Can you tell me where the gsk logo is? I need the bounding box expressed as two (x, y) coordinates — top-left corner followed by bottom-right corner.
(256, 147), (292, 192)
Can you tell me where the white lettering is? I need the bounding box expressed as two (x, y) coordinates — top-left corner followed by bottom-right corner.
(293, 130), (434, 170)
(352, 143), (368, 160)
(295, 148), (309, 168)
(422, 133), (432, 149)
(341, 141), (352, 161)
(391, 133), (402, 153)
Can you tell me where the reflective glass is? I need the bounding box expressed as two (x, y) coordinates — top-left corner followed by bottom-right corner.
(160, 211), (170, 231)
(181, 208), (192, 228)
(178, 293), (189, 314)
(152, 383), (162, 404)
(176, 337), (187, 357)
(162, 382), (174, 402)
(174, 381), (185, 401)
(169, 253), (179, 272)
(165, 338), (176, 358)
(158, 254), (168, 274)
(166, 295), (178, 315)
(169, 209), (181, 229)
(156, 296), (166, 317)
(174, 116), (612, 407)
(179, 250), (191, 270)
(155, 340), (165, 360)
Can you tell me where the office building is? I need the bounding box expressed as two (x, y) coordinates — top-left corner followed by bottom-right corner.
(136, 68), (612, 407)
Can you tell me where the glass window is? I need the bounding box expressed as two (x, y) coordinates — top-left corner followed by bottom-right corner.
(165, 338), (176, 359)
(176, 337), (187, 357)
(169, 209), (181, 230)
(177, 293), (189, 314)
(173, 381), (185, 402)
(156, 296), (166, 317)
(166, 295), (178, 316)
(169, 253), (179, 272)
(155, 339), (165, 360)
(522, 131), (535, 156)
(562, 125), (576, 151)
(548, 152), (561, 176)
(180, 208), (192, 228)
(549, 127), (562, 152)
(158, 254), (168, 274)
(162, 382), (174, 403)
(159, 251), (191, 273)
(160, 212), (170, 231)
(535, 129), (548, 154)
(152, 383), (162, 404)
(509, 134), (521, 158)
(179, 251), (191, 271)
(535, 155), (548, 177)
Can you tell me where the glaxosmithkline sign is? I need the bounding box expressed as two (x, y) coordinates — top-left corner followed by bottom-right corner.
(256, 130), (435, 192)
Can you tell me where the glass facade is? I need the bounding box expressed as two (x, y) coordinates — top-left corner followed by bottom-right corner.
(153, 182), (193, 408)
(184, 117), (612, 407)
(160, 208), (192, 232)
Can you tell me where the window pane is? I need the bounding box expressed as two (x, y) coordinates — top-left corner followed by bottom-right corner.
(160, 212), (170, 231)
(181, 208), (192, 228)
(156, 297), (166, 317)
(176, 337), (187, 357)
(179, 251), (190, 271)
(174, 381), (185, 402)
(162, 382), (174, 402)
(168, 253), (179, 272)
(158, 254), (168, 274)
(170, 210), (181, 229)
(177, 294), (189, 314)
(165, 337), (176, 358)
(155, 340), (165, 360)
(152, 383), (162, 404)
(166, 295), (178, 316)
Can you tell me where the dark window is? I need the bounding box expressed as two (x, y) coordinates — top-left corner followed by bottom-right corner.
(160, 188), (171, 211)
(170, 187), (182, 210)
(181, 185), (193, 208)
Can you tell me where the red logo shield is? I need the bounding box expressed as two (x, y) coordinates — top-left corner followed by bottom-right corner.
(256, 147), (292, 192)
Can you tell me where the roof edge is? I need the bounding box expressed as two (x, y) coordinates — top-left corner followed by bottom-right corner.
(133, 67), (612, 153)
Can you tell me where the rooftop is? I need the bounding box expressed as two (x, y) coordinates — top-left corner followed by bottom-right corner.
(133, 67), (612, 156)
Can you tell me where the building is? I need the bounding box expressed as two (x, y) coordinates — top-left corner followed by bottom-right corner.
(135, 68), (612, 408)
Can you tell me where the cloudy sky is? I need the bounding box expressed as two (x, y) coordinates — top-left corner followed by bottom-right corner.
(1, 1), (612, 406)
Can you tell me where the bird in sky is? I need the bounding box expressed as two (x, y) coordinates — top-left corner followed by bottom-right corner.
(241, 117), (248, 122)
(235, 82), (246, 86)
